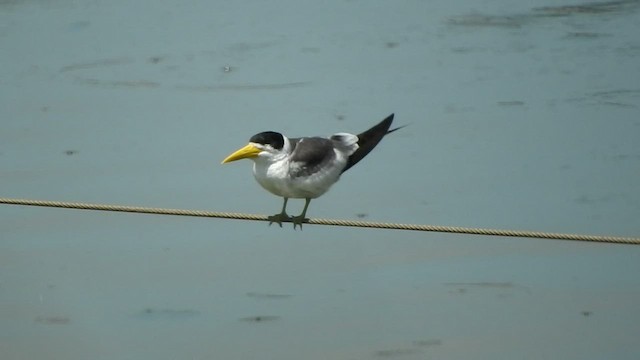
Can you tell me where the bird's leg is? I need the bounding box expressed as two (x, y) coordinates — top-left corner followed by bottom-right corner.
(292, 198), (311, 230)
(268, 197), (292, 227)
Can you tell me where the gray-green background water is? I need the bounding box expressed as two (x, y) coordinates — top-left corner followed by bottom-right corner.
(1, 0), (639, 359)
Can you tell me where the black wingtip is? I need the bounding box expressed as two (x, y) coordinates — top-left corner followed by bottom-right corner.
(342, 113), (398, 173)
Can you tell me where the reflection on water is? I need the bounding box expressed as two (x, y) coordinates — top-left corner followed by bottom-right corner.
(239, 315), (281, 323)
(34, 315), (71, 325)
(246, 291), (293, 299)
(449, 0), (640, 28)
(135, 308), (201, 320)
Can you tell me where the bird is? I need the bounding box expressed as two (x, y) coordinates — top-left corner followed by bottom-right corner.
(221, 113), (402, 229)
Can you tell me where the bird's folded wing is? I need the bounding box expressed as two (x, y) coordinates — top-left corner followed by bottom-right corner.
(288, 137), (337, 178)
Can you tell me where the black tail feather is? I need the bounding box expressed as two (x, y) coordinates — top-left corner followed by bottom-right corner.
(342, 113), (398, 173)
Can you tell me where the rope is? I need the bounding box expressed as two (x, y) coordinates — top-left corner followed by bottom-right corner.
(1, 197), (639, 245)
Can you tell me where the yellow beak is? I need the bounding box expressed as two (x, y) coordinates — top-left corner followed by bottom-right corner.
(221, 143), (262, 164)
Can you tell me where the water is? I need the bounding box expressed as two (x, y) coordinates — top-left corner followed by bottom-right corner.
(1, 0), (639, 359)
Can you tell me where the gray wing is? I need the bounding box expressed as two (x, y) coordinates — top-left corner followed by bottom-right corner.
(289, 137), (337, 178)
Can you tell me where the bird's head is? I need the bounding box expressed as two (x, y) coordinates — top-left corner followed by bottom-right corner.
(221, 131), (287, 164)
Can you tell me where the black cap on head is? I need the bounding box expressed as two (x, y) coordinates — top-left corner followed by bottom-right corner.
(249, 131), (284, 150)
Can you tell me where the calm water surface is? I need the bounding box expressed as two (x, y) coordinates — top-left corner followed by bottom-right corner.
(1, 0), (639, 359)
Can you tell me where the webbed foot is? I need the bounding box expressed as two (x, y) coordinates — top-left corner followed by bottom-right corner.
(268, 212), (292, 227)
(291, 215), (309, 230)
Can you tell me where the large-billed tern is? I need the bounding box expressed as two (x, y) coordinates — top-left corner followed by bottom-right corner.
(222, 113), (401, 229)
